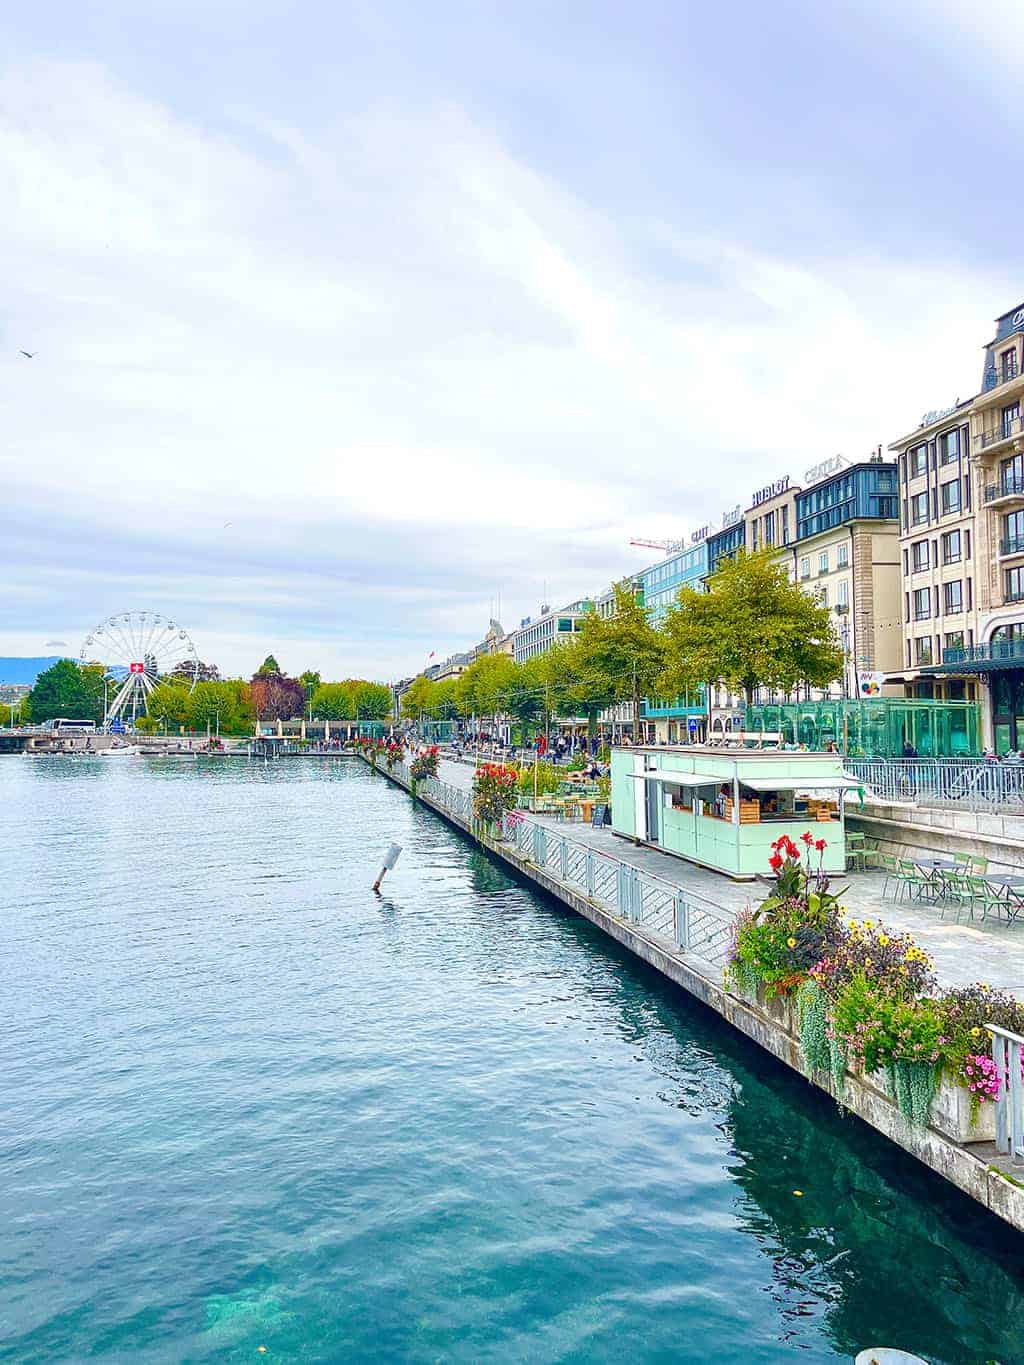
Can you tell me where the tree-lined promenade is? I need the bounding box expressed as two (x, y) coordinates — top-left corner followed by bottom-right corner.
(403, 549), (844, 741)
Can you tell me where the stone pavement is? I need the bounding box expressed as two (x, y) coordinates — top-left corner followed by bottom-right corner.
(437, 758), (1024, 996)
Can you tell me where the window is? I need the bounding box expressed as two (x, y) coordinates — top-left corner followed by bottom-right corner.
(799, 557), (810, 580)
(818, 585), (829, 607)
(940, 479), (961, 515)
(1006, 567), (1024, 603)
(763, 512), (775, 546)
(837, 543), (849, 568)
(818, 551), (828, 574)
(943, 580), (963, 615)
(837, 580), (849, 608)
(781, 506), (789, 546)
(911, 540), (930, 572)
(1001, 453), (1024, 495)
(939, 429), (960, 464)
(945, 631), (965, 653)
(915, 637), (934, 666)
(911, 491), (929, 525)
(1002, 348), (1019, 384)
(1005, 511), (1024, 556)
(941, 529), (961, 564)
(913, 587), (931, 620)
(1003, 402), (1021, 440)
(910, 444), (928, 477)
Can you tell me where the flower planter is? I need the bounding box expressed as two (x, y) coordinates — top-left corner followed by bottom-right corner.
(929, 1074), (996, 1144)
(754, 983), (799, 1039)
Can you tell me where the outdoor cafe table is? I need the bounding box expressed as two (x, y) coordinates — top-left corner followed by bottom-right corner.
(923, 861), (1024, 922)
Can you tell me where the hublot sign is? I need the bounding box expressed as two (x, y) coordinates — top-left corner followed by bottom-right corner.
(751, 476), (790, 507)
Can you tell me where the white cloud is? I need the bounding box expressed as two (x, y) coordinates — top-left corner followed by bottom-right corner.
(0, 58), (1017, 676)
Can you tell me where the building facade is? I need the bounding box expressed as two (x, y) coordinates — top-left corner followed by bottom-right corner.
(890, 302), (1024, 751)
(638, 540), (709, 741)
(512, 599), (593, 663)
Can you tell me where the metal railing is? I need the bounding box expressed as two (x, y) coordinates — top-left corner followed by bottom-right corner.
(1001, 535), (1024, 557)
(989, 1025), (1024, 1166)
(943, 637), (1024, 666)
(391, 761), (735, 968)
(846, 758), (1024, 810)
(984, 466), (1024, 498)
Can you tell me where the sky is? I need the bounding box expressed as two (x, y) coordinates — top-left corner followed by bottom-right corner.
(2, 0), (1022, 682)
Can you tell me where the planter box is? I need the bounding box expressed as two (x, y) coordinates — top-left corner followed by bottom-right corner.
(929, 1073), (997, 1144)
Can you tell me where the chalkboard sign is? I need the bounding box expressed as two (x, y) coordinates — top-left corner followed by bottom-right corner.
(591, 803), (611, 827)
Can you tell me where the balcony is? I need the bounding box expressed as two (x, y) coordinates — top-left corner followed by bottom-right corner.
(984, 472), (1024, 505)
(978, 413), (1024, 453)
(983, 363), (1022, 393)
(1001, 535), (1024, 558)
(942, 638), (1024, 669)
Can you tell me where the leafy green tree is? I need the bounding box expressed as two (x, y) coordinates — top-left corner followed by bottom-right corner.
(146, 682), (191, 729)
(400, 675), (438, 721)
(28, 660), (106, 722)
(546, 635), (619, 742)
(352, 681), (391, 722)
(498, 662), (544, 744)
(299, 670), (321, 704)
(310, 682), (356, 720)
(454, 654), (516, 720)
(256, 655), (282, 675)
(659, 547), (844, 707)
(185, 679), (254, 733)
(574, 581), (666, 741)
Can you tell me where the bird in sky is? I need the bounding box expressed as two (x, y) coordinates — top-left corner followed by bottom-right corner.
(20, 351), (36, 358)
(223, 521), (233, 528)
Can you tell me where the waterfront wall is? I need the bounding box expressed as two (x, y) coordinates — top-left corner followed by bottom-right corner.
(849, 801), (1024, 873)
(366, 757), (1024, 1235)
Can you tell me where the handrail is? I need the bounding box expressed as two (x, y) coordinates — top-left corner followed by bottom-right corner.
(389, 758), (734, 967)
(988, 1024), (1024, 1166)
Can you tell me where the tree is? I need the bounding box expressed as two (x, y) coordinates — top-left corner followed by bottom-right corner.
(453, 654), (516, 727)
(256, 655), (282, 676)
(146, 682), (191, 729)
(27, 660), (106, 723)
(250, 664), (304, 720)
(352, 681), (391, 722)
(659, 548), (844, 707)
(311, 682), (356, 720)
(574, 581), (666, 741)
(299, 669), (321, 699)
(499, 663), (543, 745)
(400, 675), (438, 721)
(545, 636), (618, 743)
(184, 679), (254, 733)
(170, 659), (220, 684)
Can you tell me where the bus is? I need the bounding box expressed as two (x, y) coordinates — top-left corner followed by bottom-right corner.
(46, 718), (97, 736)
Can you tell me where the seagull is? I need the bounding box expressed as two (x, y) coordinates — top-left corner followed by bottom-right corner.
(20, 351), (36, 359)
(223, 521), (233, 528)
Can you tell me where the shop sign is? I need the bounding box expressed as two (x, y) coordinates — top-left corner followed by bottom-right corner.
(920, 404), (958, 429)
(804, 455), (848, 485)
(751, 476), (789, 507)
(721, 504), (742, 528)
(690, 524), (711, 544)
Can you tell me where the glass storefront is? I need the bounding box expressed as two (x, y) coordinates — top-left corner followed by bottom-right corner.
(744, 698), (979, 758)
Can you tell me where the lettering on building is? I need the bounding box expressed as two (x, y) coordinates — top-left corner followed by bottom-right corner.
(751, 477), (790, 507)
(690, 525), (711, 544)
(804, 455), (848, 485)
(721, 505), (742, 528)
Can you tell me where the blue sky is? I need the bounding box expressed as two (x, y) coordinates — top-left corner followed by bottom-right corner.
(2, 0), (1020, 679)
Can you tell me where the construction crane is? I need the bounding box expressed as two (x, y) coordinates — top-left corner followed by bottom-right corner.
(629, 536), (686, 554)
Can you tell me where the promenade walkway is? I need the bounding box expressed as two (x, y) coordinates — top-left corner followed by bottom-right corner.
(436, 758), (1024, 996)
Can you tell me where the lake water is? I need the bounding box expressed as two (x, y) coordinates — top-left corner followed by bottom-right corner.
(3, 756), (1024, 1364)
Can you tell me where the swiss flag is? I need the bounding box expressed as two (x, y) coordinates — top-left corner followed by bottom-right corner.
(129, 662), (145, 674)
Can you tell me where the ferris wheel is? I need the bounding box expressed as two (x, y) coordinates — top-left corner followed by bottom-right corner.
(80, 612), (200, 725)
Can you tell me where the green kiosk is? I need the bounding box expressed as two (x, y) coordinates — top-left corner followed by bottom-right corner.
(610, 745), (859, 880)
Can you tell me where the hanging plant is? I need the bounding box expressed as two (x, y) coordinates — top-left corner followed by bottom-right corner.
(797, 980), (829, 1074)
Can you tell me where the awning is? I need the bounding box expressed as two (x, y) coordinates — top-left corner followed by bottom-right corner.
(627, 771), (717, 787)
(739, 776), (863, 792)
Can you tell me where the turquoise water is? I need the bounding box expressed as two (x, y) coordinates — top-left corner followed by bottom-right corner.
(2, 758), (1024, 1364)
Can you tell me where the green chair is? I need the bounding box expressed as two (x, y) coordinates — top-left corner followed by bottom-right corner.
(966, 875), (1008, 922)
(937, 870), (974, 920)
(846, 830), (866, 871)
(860, 837), (883, 870)
(880, 853), (901, 898)
(953, 852), (973, 870)
(902, 858), (934, 901)
(969, 855), (990, 875)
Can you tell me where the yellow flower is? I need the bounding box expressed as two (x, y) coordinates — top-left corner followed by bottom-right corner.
(864, 957), (873, 967)
(878, 934), (889, 946)
(863, 919), (874, 930)
(971, 1027), (981, 1037)
(787, 937), (797, 948)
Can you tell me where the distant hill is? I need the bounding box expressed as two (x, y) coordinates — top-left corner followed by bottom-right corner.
(0, 657), (65, 685)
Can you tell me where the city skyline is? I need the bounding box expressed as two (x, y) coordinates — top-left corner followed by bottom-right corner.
(3, 1), (1021, 676)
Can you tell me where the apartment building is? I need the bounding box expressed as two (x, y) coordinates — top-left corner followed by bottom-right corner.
(890, 302), (1024, 750)
(512, 599), (593, 664)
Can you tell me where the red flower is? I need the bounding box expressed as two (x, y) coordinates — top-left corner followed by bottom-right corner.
(801, 831), (813, 845)
(815, 837), (827, 852)
(769, 853), (783, 873)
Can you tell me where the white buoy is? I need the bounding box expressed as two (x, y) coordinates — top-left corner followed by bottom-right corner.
(373, 843), (402, 892)
(855, 1350), (929, 1365)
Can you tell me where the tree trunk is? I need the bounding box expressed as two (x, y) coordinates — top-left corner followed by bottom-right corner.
(632, 677), (642, 742)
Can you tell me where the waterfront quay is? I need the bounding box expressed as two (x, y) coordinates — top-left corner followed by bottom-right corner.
(370, 752), (1024, 1235)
